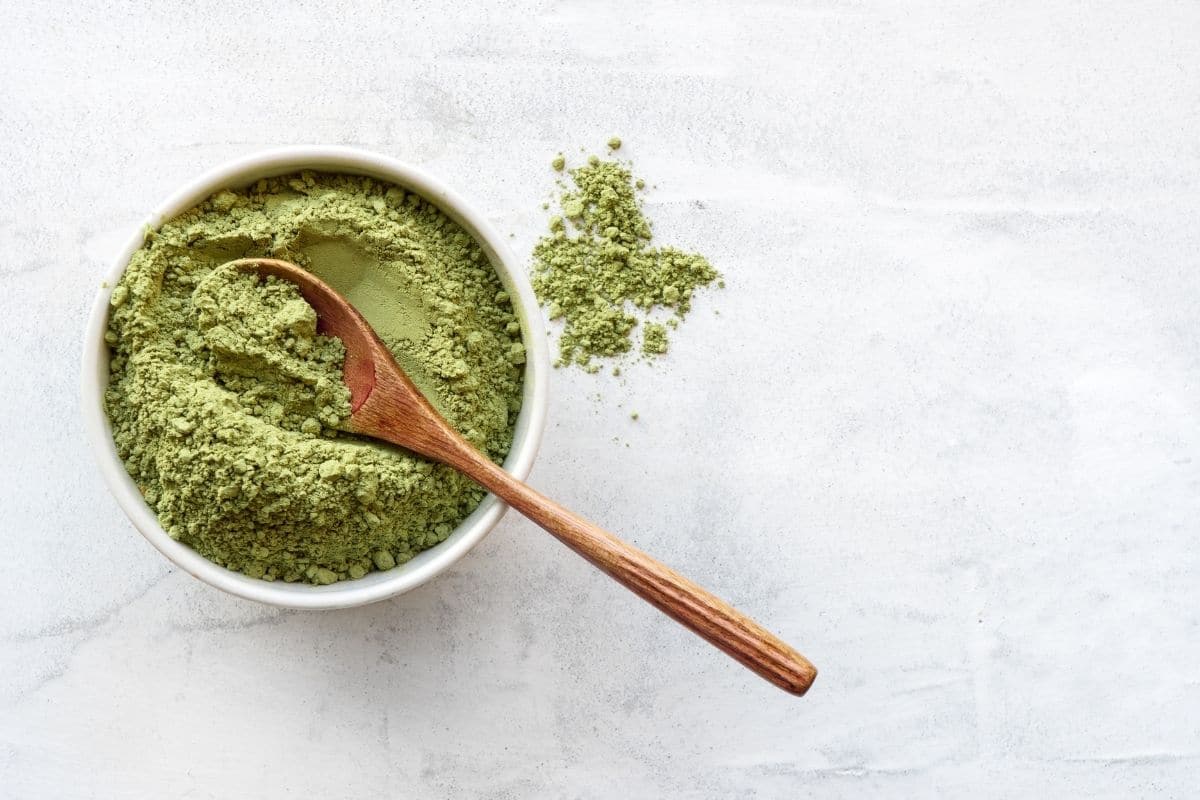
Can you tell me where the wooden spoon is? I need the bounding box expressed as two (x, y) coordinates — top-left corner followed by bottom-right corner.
(230, 258), (818, 695)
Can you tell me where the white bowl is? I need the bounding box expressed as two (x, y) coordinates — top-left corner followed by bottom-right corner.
(81, 146), (549, 609)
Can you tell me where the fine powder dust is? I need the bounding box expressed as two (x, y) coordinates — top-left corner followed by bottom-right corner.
(105, 172), (525, 584)
(532, 152), (720, 371)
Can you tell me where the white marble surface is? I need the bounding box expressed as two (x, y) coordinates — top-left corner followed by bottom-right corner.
(3, 1), (1199, 796)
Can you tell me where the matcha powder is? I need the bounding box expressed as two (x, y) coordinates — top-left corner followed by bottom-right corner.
(532, 152), (719, 370)
(105, 172), (525, 584)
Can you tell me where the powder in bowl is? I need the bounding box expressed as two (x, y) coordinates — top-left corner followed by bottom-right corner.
(104, 172), (524, 584)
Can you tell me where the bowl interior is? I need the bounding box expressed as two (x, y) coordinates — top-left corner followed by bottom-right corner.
(81, 147), (547, 609)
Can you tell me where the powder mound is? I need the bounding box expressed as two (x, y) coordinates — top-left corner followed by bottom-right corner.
(531, 154), (719, 370)
(105, 172), (524, 584)
(192, 263), (351, 433)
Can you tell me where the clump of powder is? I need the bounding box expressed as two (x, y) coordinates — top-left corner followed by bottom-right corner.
(192, 263), (351, 435)
(531, 150), (718, 370)
(641, 322), (668, 356)
(105, 172), (524, 584)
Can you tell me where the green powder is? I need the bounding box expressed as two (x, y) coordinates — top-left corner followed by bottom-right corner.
(641, 322), (668, 356)
(531, 151), (719, 370)
(105, 172), (524, 584)
(192, 263), (351, 435)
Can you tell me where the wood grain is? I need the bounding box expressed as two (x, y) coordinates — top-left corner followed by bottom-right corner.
(234, 258), (818, 696)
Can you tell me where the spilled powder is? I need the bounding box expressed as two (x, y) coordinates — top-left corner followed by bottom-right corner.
(105, 172), (524, 584)
(531, 152), (719, 371)
(641, 322), (669, 356)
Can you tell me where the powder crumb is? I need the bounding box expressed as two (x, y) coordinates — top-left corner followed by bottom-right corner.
(607, 137), (622, 150)
(642, 322), (669, 356)
(630, 411), (639, 421)
(531, 152), (718, 369)
(551, 154), (566, 171)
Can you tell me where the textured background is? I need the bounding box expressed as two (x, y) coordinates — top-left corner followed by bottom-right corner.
(3, 1), (1199, 797)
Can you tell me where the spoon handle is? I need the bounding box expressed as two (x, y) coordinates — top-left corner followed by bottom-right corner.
(443, 447), (818, 696)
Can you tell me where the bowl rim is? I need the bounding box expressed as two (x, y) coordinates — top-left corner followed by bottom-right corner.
(80, 145), (549, 609)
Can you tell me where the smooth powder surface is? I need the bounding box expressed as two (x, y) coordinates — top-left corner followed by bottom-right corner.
(105, 172), (525, 584)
